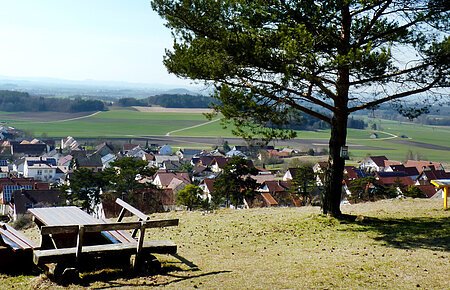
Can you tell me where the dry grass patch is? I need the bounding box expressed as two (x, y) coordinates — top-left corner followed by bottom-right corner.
(1, 199), (448, 289)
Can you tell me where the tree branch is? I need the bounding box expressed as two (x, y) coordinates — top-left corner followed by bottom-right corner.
(348, 76), (441, 112)
(349, 62), (431, 86)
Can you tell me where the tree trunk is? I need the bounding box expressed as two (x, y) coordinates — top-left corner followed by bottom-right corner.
(323, 112), (348, 216)
(322, 3), (351, 217)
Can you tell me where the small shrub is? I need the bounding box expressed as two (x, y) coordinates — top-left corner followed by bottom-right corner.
(12, 215), (33, 230)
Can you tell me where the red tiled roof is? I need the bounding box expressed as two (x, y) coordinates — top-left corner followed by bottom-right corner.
(213, 156), (229, 168)
(416, 185), (438, 198)
(344, 166), (358, 180)
(261, 192), (278, 206)
(384, 160), (402, 167)
(422, 170), (450, 180)
(203, 178), (215, 192)
(123, 144), (139, 151)
(377, 176), (414, 187)
(251, 174), (277, 184)
(369, 156), (388, 167)
(264, 180), (288, 193)
(404, 160), (443, 173)
(388, 164), (406, 172)
(156, 172), (191, 187)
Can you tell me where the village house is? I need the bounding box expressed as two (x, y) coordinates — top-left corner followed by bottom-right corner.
(21, 157), (59, 182)
(158, 144), (172, 155)
(415, 169), (450, 185)
(94, 142), (114, 157)
(175, 148), (203, 160)
(60, 136), (79, 151)
(152, 171), (191, 190)
(10, 142), (49, 156)
(225, 149), (247, 158)
(0, 178), (50, 215)
(359, 155), (388, 172)
(384, 164), (420, 180)
(198, 178), (215, 202)
(125, 146), (147, 159)
(257, 180), (297, 207)
(151, 155), (180, 169)
(375, 172), (415, 188)
(72, 152), (103, 172)
(101, 153), (117, 169)
(7, 189), (61, 221)
(404, 160), (444, 174)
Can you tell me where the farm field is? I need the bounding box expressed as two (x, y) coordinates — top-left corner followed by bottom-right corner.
(1, 199), (449, 289)
(2, 109), (449, 163)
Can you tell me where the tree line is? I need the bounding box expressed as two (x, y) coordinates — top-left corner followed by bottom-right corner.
(117, 94), (217, 108)
(267, 110), (367, 131)
(0, 90), (107, 112)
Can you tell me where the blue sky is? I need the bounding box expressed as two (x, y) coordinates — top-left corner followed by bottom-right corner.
(0, 0), (191, 86)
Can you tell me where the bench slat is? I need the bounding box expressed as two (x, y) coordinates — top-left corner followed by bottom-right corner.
(0, 224), (36, 250)
(103, 230), (135, 244)
(115, 198), (149, 221)
(40, 219), (179, 235)
(33, 240), (177, 265)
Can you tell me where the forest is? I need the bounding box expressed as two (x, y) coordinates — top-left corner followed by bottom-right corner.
(117, 94), (216, 108)
(0, 90), (106, 112)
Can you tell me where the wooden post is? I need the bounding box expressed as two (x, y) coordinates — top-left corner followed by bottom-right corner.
(430, 180), (450, 210)
(444, 187), (448, 209)
(134, 221), (146, 270)
(117, 207), (126, 223)
(76, 225), (84, 264)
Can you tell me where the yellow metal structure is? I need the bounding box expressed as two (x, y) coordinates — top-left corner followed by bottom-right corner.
(430, 179), (450, 209)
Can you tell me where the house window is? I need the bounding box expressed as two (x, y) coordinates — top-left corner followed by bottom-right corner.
(37, 170), (42, 175)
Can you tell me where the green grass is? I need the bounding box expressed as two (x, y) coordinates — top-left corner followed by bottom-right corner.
(6, 110), (212, 138)
(1, 199), (448, 289)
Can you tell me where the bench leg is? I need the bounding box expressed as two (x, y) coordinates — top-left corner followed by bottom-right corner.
(132, 253), (161, 274)
(46, 262), (80, 285)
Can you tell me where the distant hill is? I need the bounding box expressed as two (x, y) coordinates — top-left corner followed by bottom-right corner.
(0, 75), (205, 99)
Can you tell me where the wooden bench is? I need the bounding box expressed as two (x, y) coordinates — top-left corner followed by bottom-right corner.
(0, 223), (36, 251)
(0, 223), (37, 272)
(32, 199), (179, 275)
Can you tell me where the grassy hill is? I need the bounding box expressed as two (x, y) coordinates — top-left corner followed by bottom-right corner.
(1, 199), (449, 289)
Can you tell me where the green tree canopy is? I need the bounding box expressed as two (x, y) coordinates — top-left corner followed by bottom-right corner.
(152, 0), (449, 216)
(103, 157), (157, 202)
(290, 165), (317, 205)
(176, 184), (203, 210)
(213, 156), (258, 208)
(62, 168), (107, 214)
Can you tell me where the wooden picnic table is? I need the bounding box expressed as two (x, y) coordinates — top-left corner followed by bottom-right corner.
(28, 201), (178, 281)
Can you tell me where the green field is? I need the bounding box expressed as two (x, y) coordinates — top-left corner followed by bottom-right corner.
(3, 109), (450, 163)
(4, 110), (213, 138)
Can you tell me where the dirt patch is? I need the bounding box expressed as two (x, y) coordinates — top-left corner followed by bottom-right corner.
(133, 106), (214, 114)
(1, 111), (96, 122)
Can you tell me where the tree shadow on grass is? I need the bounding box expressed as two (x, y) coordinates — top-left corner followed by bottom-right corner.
(340, 214), (450, 251)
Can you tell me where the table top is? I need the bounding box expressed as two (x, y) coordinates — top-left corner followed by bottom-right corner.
(431, 179), (450, 188)
(28, 206), (101, 226)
